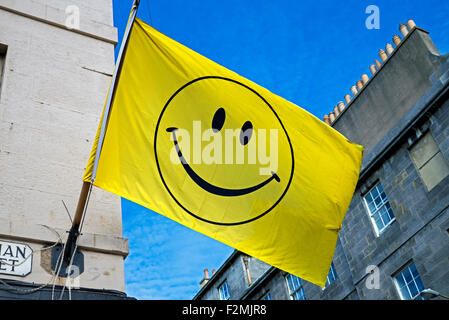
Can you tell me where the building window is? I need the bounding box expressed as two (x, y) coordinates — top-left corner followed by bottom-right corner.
(409, 131), (449, 191)
(218, 281), (230, 300)
(285, 274), (306, 300)
(260, 292), (271, 300)
(324, 262), (338, 288)
(394, 263), (425, 300)
(363, 183), (395, 235)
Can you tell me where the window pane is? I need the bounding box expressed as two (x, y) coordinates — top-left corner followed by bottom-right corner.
(396, 273), (406, 289)
(219, 282), (230, 300)
(415, 277), (424, 292)
(395, 264), (425, 300)
(367, 201), (376, 214)
(409, 263), (419, 278)
(286, 274), (306, 300)
(379, 206), (393, 226)
(403, 268), (413, 284)
(400, 285), (412, 300)
(365, 192), (373, 203)
(287, 275), (295, 292)
(409, 282), (419, 298)
(386, 204), (395, 220)
(328, 263), (337, 284)
(374, 195), (382, 207)
(297, 287), (306, 300)
(371, 186), (379, 198)
(294, 276), (302, 289)
(373, 213), (384, 230)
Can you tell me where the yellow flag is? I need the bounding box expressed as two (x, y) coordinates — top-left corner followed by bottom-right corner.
(84, 18), (363, 286)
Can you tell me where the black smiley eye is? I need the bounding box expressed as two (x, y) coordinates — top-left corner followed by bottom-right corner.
(240, 121), (253, 145)
(212, 107), (226, 132)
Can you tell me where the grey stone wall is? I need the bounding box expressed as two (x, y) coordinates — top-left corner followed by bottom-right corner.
(340, 96), (449, 299)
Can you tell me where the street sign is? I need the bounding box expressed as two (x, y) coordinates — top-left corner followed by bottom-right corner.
(0, 240), (32, 277)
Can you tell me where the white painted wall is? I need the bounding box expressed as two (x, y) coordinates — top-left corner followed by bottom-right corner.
(0, 0), (128, 292)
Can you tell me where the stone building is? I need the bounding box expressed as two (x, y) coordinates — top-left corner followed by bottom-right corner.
(0, 0), (130, 299)
(193, 20), (449, 300)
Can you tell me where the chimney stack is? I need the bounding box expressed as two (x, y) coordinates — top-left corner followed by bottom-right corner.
(322, 18), (418, 130)
(199, 268), (210, 288)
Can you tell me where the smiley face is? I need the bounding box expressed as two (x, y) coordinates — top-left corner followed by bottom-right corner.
(166, 107), (281, 197)
(154, 76), (294, 225)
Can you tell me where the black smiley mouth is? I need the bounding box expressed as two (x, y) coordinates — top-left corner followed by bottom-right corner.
(166, 126), (280, 197)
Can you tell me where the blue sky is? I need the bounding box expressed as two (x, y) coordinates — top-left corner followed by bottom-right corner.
(113, 0), (449, 299)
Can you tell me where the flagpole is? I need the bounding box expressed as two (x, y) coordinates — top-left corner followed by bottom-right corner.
(63, 0), (141, 264)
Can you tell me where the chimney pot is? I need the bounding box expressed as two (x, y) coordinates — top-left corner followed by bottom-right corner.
(212, 269), (216, 276)
(375, 59), (382, 69)
(329, 112), (335, 123)
(350, 85), (358, 96)
(323, 115), (330, 125)
(369, 64), (377, 75)
(333, 105), (340, 117)
(393, 35), (401, 46)
(407, 19), (416, 30)
(361, 74), (369, 84)
(344, 94), (351, 104)
(199, 269), (211, 288)
(356, 80), (363, 90)
(379, 49), (388, 62)
(337, 101), (345, 112)
(399, 23), (409, 37)
(385, 43), (394, 55)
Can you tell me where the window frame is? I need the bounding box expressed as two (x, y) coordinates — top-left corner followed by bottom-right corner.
(393, 262), (425, 300)
(362, 182), (396, 236)
(218, 280), (230, 300)
(285, 274), (306, 300)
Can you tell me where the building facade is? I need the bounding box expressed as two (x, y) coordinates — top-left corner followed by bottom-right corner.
(194, 21), (449, 300)
(0, 0), (130, 299)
